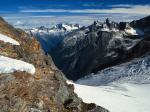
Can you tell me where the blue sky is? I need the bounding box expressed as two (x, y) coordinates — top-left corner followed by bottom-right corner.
(0, 0), (150, 28)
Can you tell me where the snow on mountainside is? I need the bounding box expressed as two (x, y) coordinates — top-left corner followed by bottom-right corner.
(0, 55), (35, 75)
(76, 54), (150, 86)
(0, 33), (20, 45)
(26, 23), (80, 52)
(0, 33), (35, 75)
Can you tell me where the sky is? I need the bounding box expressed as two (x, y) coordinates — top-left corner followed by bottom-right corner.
(0, 0), (150, 28)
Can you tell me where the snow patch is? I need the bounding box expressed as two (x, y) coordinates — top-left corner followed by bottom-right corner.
(125, 28), (138, 35)
(0, 33), (20, 45)
(0, 55), (35, 75)
(62, 24), (79, 31)
(101, 28), (110, 32)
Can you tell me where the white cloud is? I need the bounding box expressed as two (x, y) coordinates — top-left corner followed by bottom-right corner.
(14, 21), (23, 25)
(5, 15), (54, 19)
(21, 9), (67, 13)
(4, 4), (149, 29)
(20, 5), (150, 15)
(108, 4), (135, 8)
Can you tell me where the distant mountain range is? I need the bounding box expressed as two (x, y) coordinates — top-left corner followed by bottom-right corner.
(26, 23), (80, 52)
(49, 16), (150, 80)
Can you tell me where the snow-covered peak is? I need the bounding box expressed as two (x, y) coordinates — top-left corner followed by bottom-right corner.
(90, 19), (144, 36)
(26, 23), (80, 35)
(25, 23), (81, 53)
(55, 23), (80, 31)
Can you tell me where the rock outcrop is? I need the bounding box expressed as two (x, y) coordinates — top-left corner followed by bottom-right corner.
(0, 17), (109, 112)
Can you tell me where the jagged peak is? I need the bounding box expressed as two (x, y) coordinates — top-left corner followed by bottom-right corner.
(105, 18), (111, 25)
(27, 23), (81, 34)
(55, 23), (80, 31)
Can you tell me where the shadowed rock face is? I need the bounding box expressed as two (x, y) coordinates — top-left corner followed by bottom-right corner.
(130, 15), (150, 34)
(0, 18), (109, 112)
(51, 16), (150, 81)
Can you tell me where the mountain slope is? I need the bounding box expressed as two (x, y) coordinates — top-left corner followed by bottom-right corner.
(51, 16), (150, 81)
(76, 54), (150, 86)
(0, 17), (108, 112)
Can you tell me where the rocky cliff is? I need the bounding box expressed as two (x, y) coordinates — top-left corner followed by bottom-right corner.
(0, 17), (109, 112)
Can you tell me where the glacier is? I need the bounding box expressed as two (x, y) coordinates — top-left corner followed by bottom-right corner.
(76, 55), (150, 86)
(72, 82), (150, 112)
(72, 54), (150, 112)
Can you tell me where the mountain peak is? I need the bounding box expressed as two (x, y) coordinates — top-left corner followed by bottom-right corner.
(55, 23), (80, 31)
(105, 18), (111, 25)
